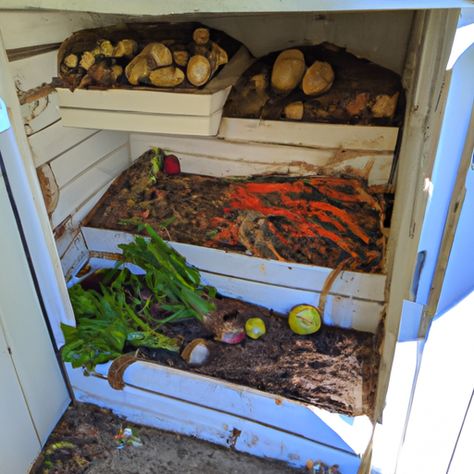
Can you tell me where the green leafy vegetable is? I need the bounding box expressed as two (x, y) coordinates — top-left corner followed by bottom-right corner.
(61, 224), (216, 372)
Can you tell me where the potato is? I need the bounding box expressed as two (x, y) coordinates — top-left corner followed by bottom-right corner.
(284, 101), (304, 120)
(301, 60), (334, 96)
(371, 92), (399, 118)
(173, 50), (190, 67)
(187, 55), (211, 87)
(113, 39), (138, 58)
(193, 27), (210, 46)
(143, 42), (173, 69)
(271, 49), (306, 93)
(125, 56), (150, 85)
(79, 51), (95, 70)
(63, 53), (78, 68)
(149, 66), (185, 87)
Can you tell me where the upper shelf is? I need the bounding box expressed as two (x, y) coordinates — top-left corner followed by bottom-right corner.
(1, 0), (471, 14)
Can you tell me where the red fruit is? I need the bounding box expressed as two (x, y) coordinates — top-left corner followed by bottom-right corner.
(163, 154), (181, 175)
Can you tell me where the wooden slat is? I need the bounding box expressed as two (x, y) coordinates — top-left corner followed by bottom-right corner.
(80, 255), (383, 333)
(0, 11), (124, 50)
(56, 86), (231, 116)
(219, 118), (399, 151)
(50, 130), (128, 187)
(59, 107), (224, 136)
(130, 133), (393, 185)
(51, 145), (130, 227)
(29, 121), (98, 168)
(67, 366), (361, 472)
(200, 271), (383, 333)
(81, 226), (386, 301)
(92, 360), (373, 454)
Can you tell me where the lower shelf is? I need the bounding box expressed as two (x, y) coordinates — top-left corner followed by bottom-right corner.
(67, 362), (369, 471)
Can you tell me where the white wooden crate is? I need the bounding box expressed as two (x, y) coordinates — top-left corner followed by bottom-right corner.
(56, 47), (253, 137)
(67, 364), (366, 472)
(81, 227), (385, 333)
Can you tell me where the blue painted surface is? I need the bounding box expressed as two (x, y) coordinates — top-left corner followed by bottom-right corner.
(0, 97), (11, 133)
(415, 45), (474, 308)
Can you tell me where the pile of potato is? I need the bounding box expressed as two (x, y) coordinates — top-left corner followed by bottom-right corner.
(60, 27), (228, 89)
(270, 48), (335, 120)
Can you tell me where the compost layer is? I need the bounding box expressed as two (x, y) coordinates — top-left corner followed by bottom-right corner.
(87, 151), (386, 273)
(140, 297), (378, 417)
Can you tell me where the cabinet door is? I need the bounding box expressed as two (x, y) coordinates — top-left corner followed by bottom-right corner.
(0, 315), (41, 473)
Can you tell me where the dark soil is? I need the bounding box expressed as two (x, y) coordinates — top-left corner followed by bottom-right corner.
(139, 297), (378, 417)
(30, 402), (306, 474)
(224, 42), (404, 126)
(87, 151), (386, 273)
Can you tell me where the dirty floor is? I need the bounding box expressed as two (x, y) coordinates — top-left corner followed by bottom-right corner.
(31, 402), (311, 474)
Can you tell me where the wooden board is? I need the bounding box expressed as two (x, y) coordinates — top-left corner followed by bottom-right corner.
(56, 47), (252, 136)
(59, 107), (225, 136)
(92, 360), (373, 454)
(80, 233), (385, 333)
(57, 86), (232, 116)
(67, 365), (363, 472)
(29, 121), (98, 168)
(51, 145), (130, 227)
(50, 130), (127, 187)
(82, 226), (385, 301)
(219, 118), (399, 151)
(130, 132), (394, 185)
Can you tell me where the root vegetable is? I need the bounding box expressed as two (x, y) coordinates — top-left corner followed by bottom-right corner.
(301, 60), (334, 96)
(149, 66), (185, 87)
(111, 65), (123, 81)
(250, 73), (267, 91)
(284, 101), (304, 120)
(113, 39), (138, 58)
(371, 92), (399, 118)
(271, 49), (306, 93)
(208, 41), (228, 73)
(79, 51), (95, 70)
(193, 27), (210, 46)
(143, 42), (173, 69)
(173, 50), (189, 67)
(125, 42), (173, 85)
(125, 56), (150, 85)
(63, 53), (78, 68)
(187, 54), (211, 87)
(181, 339), (211, 367)
(97, 39), (114, 57)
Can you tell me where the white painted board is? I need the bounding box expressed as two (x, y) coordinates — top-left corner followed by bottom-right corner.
(67, 365), (362, 472)
(82, 226), (386, 301)
(130, 132), (394, 185)
(92, 360), (373, 454)
(51, 144), (130, 227)
(219, 118), (399, 151)
(29, 121), (98, 168)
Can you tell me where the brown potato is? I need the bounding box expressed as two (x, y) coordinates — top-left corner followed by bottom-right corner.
(193, 27), (210, 46)
(173, 50), (190, 67)
(79, 51), (95, 70)
(187, 55), (211, 87)
(142, 42), (173, 69)
(63, 53), (78, 68)
(208, 41), (228, 74)
(149, 66), (185, 87)
(301, 60), (334, 96)
(284, 101), (304, 120)
(97, 39), (114, 57)
(271, 49), (306, 93)
(125, 56), (150, 85)
(371, 92), (399, 118)
(113, 39), (138, 58)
